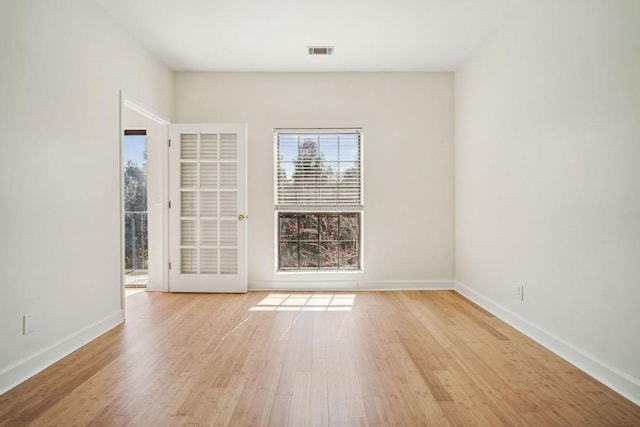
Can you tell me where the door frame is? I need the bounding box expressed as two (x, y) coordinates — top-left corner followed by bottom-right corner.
(119, 92), (170, 311)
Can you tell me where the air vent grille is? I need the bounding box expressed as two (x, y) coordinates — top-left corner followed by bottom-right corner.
(308, 46), (334, 56)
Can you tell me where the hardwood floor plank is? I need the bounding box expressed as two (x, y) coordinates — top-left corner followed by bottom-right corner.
(0, 290), (638, 426)
(310, 358), (329, 426)
(268, 394), (290, 427)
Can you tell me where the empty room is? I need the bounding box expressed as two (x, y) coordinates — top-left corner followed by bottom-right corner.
(1, 0), (639, 425)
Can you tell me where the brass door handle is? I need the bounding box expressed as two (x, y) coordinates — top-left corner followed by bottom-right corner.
(238, 214), (248, 221)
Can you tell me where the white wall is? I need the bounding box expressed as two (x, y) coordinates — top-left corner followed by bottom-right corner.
(174, 72), (455, 289)
(455, 0), (640, 403)
(0, 0), (172, 393)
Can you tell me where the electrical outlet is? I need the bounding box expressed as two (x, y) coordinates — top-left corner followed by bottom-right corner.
(516, 285), (524, 301)
(23, 314), (34, 335)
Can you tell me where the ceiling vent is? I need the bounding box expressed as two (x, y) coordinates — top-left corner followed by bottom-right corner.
(308, 46), (334, 56)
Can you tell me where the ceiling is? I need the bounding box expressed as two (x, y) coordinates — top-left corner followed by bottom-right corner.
(94, 0), (527, 72)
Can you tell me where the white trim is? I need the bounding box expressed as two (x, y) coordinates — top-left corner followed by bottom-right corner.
(0, 310), (124, 396)
(249, 279), (454, 291)
(121, 92), (170, 125)
(119, 94), (126, 310)
(454, 281), (640, 406)
(275, 127), (362, 134)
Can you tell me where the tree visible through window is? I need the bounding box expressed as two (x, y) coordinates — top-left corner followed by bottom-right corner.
(123, 132), (148, 273)
(275, 130), (363, 271)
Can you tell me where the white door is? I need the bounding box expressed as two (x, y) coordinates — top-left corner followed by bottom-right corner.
(169, 123), (247, 293)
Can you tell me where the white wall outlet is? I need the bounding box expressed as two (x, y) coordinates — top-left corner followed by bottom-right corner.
(516, 285), (524, 301)
(23, 314), (34, 335)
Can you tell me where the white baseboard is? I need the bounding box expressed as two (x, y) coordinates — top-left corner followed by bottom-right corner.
(249, 279), (454, 291)
(0, 309), (124, 396)
(454, 281), (640, 406)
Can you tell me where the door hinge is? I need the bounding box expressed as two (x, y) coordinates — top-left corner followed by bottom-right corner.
(168, 139), (171, 147)
(169, 261), (172, 270)
(168, 200), (172, 208)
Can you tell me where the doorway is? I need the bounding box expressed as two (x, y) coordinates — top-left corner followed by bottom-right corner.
(124, 129), (149, 292)
(120, 94), (170, 306)
(119, 95), (247, 299)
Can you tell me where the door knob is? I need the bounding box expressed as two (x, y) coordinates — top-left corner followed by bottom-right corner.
(238, 214), (248, 221)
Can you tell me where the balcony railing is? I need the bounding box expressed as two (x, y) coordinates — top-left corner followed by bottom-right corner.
(125, 211), (148, 271)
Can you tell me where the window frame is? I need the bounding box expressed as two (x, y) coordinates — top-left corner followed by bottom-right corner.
(274, 128), (364, 273)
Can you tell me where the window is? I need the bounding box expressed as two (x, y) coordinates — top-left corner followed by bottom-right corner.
(275, 129), (363, 271)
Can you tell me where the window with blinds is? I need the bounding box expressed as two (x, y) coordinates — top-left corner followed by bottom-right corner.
(275, 130), (362, 209)
(275, 129), (363, 271)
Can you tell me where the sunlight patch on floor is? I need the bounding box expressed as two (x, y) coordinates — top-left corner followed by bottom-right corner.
(250, 293), (355, 312)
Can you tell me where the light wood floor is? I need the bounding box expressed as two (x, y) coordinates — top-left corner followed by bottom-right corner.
(1, 291), (638, 426)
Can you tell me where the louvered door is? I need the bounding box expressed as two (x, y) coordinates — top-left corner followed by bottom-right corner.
(169, 124), (247, 293)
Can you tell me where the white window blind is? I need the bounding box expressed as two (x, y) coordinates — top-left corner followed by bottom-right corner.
(275, 129), (363, 210)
